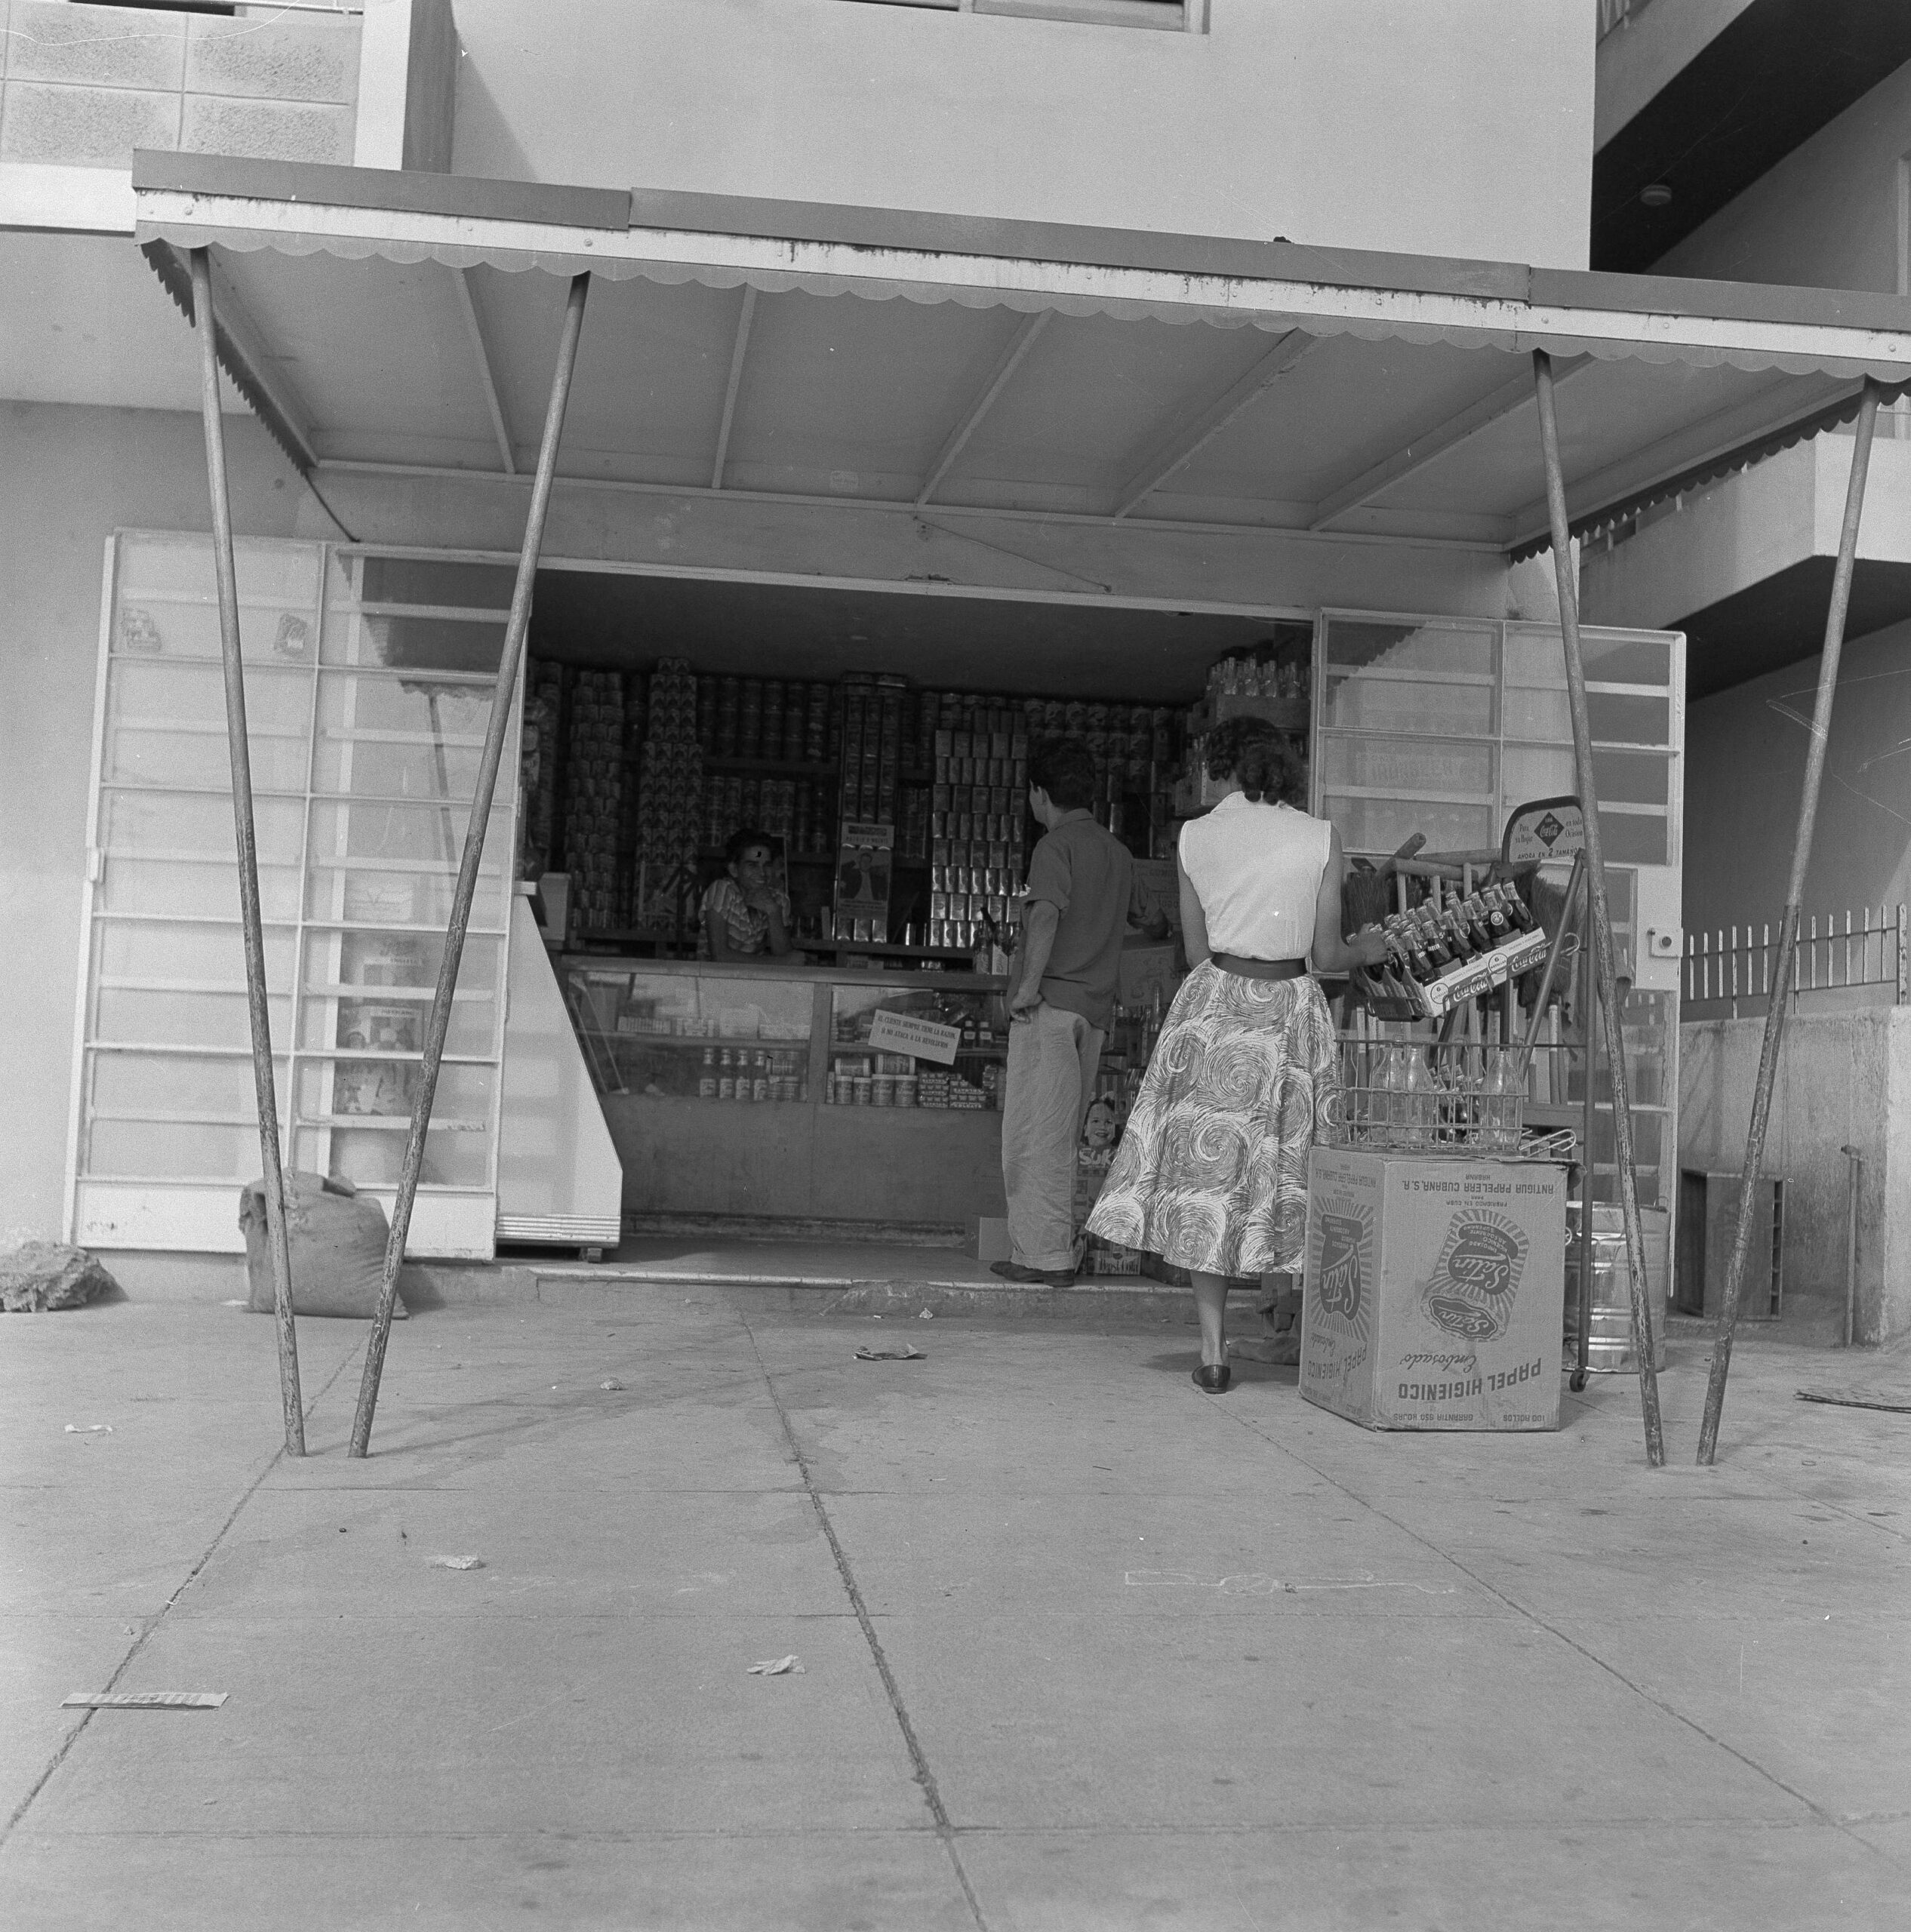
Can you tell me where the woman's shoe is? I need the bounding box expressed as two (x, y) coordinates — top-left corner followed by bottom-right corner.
(1191, 1364), (1232, 1393)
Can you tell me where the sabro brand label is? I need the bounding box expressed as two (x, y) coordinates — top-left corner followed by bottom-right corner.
(1310, 1199), (1373, 1347)
(1421, 1208), (1528, 1342)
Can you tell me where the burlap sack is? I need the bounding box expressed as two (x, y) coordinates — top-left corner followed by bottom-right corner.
(238, 1171), (407, 1320)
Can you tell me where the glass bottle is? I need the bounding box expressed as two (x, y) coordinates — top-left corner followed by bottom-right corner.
(1402, 1050), (1436, 1149)
(1377, 1041), (1408, 1146)
(1485, 1045), (1524, 1152)
(717, 1048), (734, 1101)
(698, 1046), (717, 1100)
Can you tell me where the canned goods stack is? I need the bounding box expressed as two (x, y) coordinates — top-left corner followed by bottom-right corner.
(1020, 697), (1183, 860)
(699, 675), (833, 765)
(927, 696), (1028, 950)
(631, 657), (703, 925)
(561, 667), (629, 934)
(518, 659), (565, 880)
(702, 1045), (808, 1103)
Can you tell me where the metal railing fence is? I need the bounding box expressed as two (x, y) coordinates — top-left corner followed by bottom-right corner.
(1683, 905), (1907, 1017)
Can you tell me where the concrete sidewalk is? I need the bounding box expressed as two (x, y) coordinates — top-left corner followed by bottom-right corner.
(2, 1280), (1907, 1930)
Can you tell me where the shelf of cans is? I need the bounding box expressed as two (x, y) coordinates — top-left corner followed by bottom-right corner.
(828, 986), (1005, 1108)
(701, 774), (836, 859)
(525, 657), (1192, 945)
(928, 705), (1028, 949)
(694, 1045), (809, 1103)
(824, 1051), (1002, 1109)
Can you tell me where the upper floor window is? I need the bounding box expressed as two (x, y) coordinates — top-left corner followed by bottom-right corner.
(844, 0), (1201, 31)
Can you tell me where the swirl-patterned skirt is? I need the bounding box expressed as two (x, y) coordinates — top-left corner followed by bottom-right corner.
(1085, 961), (1338, 1278)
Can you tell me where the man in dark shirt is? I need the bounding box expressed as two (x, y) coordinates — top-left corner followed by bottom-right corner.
(994, 739), (1167, 1285)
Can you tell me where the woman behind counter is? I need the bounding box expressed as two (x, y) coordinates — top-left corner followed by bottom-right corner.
(1085, 720), (1389, 1392)
(700, 828), (794, 962)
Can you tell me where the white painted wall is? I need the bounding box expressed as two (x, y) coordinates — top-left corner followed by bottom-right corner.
(1650, 60), (1911, 291)
(0, 401), (307, 1244)
(448, 0), (1595, 268)
(1680, 615), (1911, 947)
(1594, 0), (1755, 150)
(1681, 1009), (1911, 1343)
(1580, 436), (1911, 638)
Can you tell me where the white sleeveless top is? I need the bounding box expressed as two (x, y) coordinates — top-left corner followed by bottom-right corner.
(1178, 794), (1331, 961)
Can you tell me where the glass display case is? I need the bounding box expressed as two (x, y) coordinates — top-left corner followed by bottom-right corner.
(564, 964), (816, 1102)
(559, 959), (1012, 1112)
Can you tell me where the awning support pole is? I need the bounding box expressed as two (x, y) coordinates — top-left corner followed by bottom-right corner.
(349, 272), (592, 1459)
(1698, 380), (1880, 1464)
(1533, 348), (1666, 1467)
(190, 247), (304, 1458)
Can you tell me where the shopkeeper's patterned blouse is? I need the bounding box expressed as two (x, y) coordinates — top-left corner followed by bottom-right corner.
(698, 876), (791, 958)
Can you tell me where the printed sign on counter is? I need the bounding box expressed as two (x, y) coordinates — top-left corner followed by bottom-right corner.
(866, 1009), (962, 1066)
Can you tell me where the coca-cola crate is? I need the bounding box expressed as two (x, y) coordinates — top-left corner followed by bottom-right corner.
(1361, 924), (1548, 1020)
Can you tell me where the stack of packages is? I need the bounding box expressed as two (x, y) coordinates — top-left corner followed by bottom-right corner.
(562, 669), (626, 935)
(700, 774), (833, 857)
(518, 660), (565, 881)
(838, 675), (906, 826)
(927, 693), (1029, 951)
(632, 657), (703, 929)
(615, 679), (647, 926)
(1021, 698), (1180, 860)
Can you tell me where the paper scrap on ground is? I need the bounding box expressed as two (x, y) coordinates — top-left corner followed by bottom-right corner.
(854, 1344), (926, 1361)
(432, 1555), (485, 1571)
(64, 1423), (112, 1435)
(747, 1656), (804, 1676)
(63, 1691), (226, 1709)
(1797, 1388), (1911, 1414)
(600, 1380), (624, 1391)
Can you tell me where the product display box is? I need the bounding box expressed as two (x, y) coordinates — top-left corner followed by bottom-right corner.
(1300, 1147), (1568, 1431)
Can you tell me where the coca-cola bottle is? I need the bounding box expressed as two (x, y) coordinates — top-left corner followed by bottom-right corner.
(1493, 881), (1537, 933)
(1436, 906), (1476, 963)
(1457, 894), (1497, 952)
(1414, 908), (1454, 970)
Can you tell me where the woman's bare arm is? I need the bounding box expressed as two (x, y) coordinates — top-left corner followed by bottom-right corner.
(1310, 826), (1389, 974)
(1177, 852), (1211, 968)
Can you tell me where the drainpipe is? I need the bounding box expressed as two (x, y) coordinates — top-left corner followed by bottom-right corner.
(1841, 1145), (1862, 1347)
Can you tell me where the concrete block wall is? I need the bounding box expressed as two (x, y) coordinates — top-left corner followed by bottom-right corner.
(0, 1), (360, 169)
(1679, 1008), (1911, 1345)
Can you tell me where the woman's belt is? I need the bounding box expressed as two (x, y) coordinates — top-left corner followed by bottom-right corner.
(1210, 953), (1306, 981)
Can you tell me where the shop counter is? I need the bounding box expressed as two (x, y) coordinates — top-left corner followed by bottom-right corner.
(558, 954), (1011, 1227)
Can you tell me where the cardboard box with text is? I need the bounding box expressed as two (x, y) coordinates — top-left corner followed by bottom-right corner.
(1300, 1147), (1568, 1431)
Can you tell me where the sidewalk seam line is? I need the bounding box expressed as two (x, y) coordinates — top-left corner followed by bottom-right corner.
(740, 1312), (992, 1932)
(1218, 1403), (1880, 1847)
(0, 1334), (367, 1847)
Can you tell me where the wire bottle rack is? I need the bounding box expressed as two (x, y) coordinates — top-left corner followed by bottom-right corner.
(1323, 1033), (1577, 1162)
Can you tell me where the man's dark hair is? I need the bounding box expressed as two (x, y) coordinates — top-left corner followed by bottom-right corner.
(1028, 737), (1097, 811)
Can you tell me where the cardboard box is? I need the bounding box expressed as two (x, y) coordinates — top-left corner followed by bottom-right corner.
(1300, 1147), (1568, 1431)
(968, 1216), (1011, 1263)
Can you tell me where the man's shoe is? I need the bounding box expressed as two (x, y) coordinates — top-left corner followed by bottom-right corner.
(989, 1260), (1077, 1287)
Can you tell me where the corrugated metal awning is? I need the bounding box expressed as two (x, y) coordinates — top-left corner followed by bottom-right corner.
(131, 152), (1911, 556)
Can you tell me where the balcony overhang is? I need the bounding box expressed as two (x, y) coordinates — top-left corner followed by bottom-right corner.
(1581, 433), (1911, 697)
(123, 152), (1911, 558)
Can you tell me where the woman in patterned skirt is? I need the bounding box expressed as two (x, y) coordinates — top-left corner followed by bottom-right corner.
(1086, 720), (1388, 1392)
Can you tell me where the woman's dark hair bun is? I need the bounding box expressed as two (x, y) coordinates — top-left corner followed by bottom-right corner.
(1203, 718), (1301, 805)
